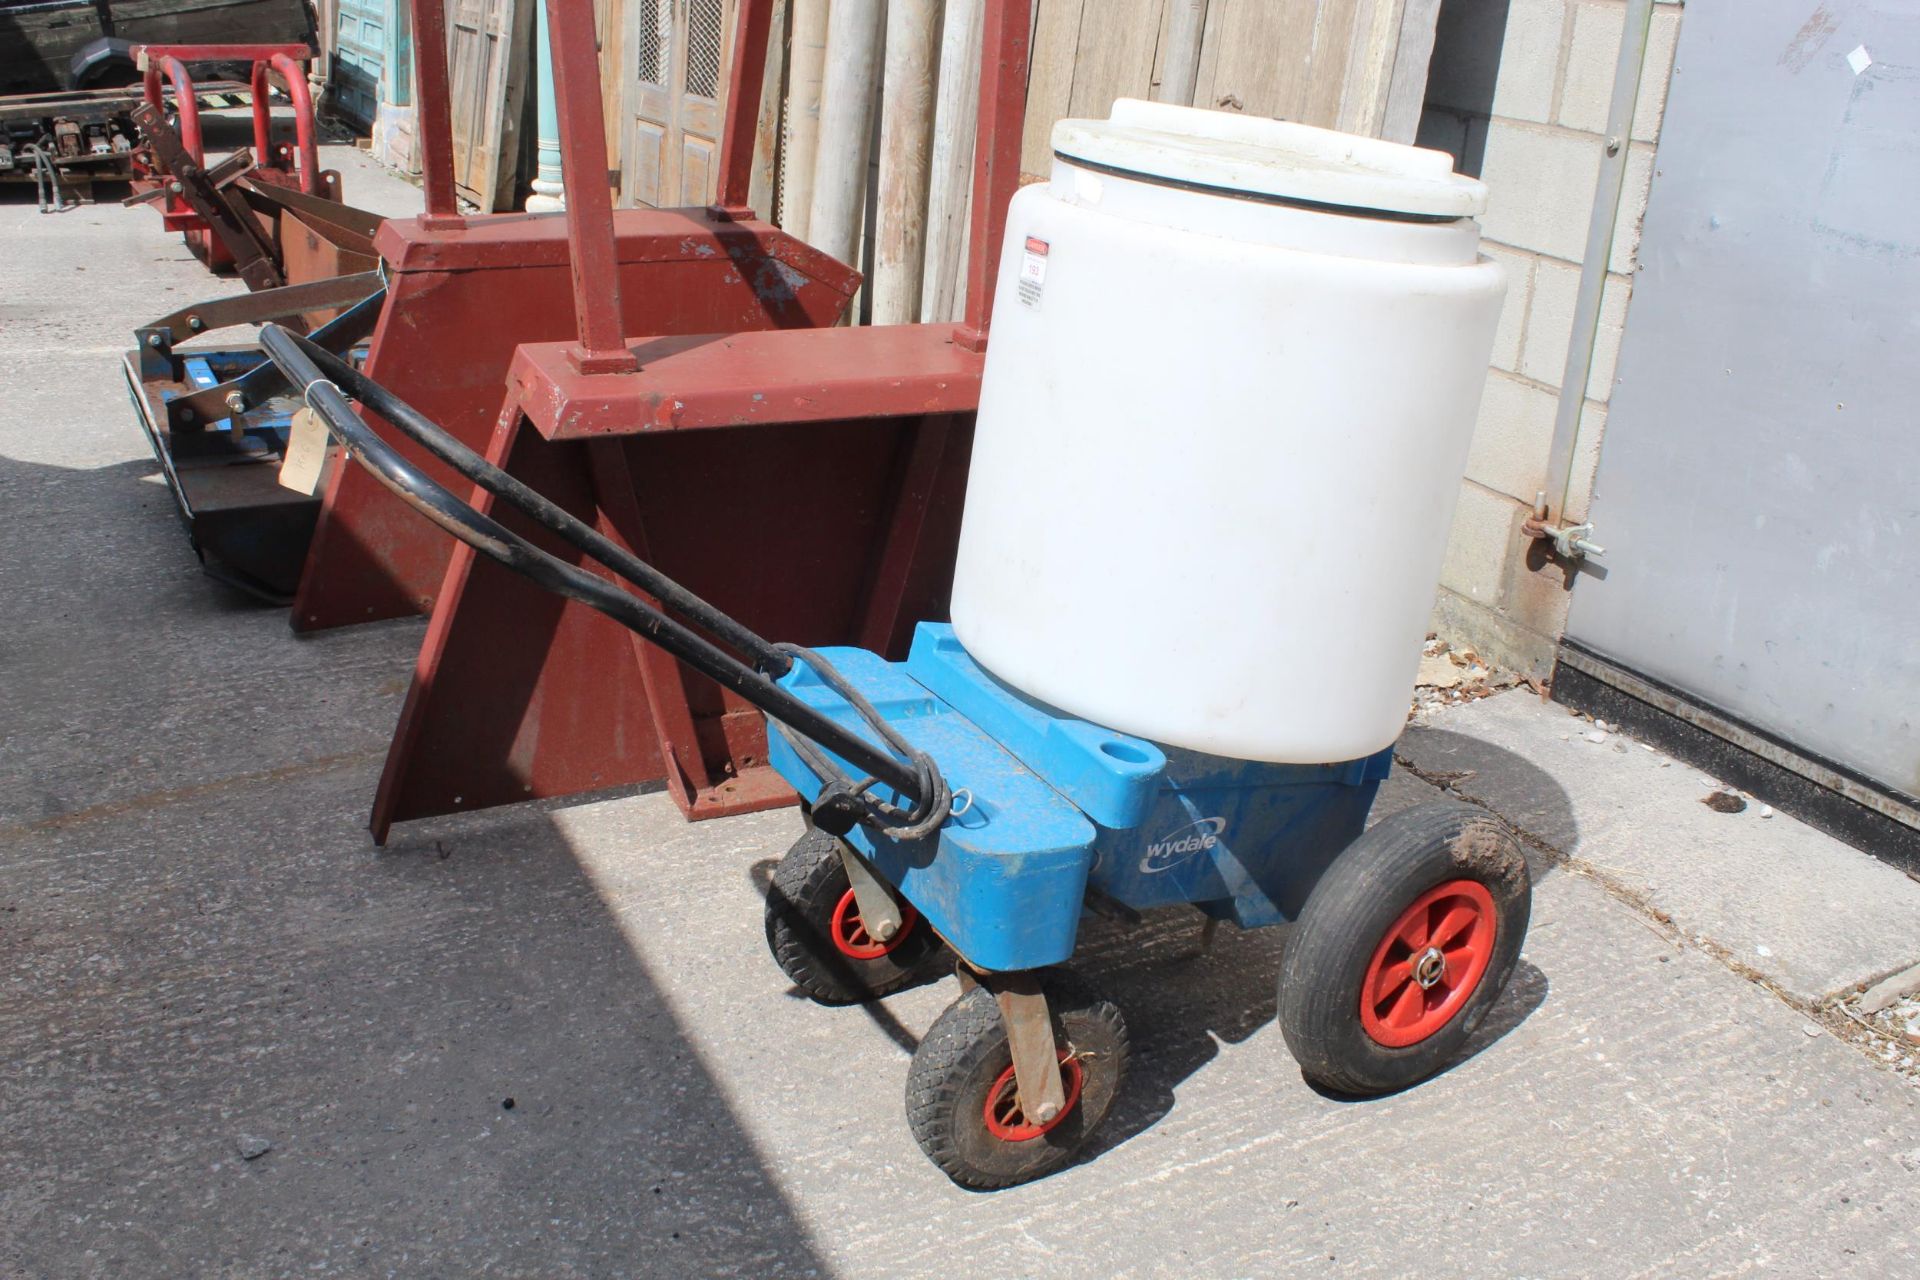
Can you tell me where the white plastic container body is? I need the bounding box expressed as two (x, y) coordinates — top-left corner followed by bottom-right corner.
(949, 156), (1507, 764)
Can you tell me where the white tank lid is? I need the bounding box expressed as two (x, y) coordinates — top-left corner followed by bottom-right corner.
(1052, 99), (1489, 219)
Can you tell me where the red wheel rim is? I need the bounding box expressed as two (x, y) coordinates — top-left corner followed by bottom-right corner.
(1359, 879), (1498, 1048)
(829, 888), (918, 960)
(982, 1053), (1087, 1142)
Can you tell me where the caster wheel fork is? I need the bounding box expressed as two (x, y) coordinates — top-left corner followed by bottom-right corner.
(906, 970), (1128, 1190)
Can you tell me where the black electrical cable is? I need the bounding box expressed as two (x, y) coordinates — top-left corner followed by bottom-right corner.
(257, 324), (951, 837)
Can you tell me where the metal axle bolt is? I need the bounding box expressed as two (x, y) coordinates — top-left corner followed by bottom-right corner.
(225, 392), (247, 413)
(1033, 1100), (1061, 1124)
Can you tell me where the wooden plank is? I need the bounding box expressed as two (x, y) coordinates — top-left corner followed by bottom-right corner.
(1019, 0), (1084, 182)
(1152, 0), (1207, 104)
(599, 0), (626, 172)
(922, 0), (982, 322)
(446, 0), (531, 211)
(1335, 0), (1400, 136)
(1064, 0), (1164, 123)
(1199, 0), (1320, 121)
(1301, 0), (1363, 128)
(747, 0), (788, 218)
(1375, 0), (1439, 142)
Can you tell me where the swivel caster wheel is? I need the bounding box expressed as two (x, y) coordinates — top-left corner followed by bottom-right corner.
(905, 972), (1128, 1189)
(1278, 802), (1531, 1096)
(764, 829), (940, 1005)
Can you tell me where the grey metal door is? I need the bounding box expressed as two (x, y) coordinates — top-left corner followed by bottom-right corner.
(1564, 0), (1920, 811)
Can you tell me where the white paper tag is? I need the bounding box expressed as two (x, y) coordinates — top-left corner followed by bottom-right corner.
(1847, 44), (1873, 75)
(278, 406), (331, 495)
(1017, 236), (1049, 308)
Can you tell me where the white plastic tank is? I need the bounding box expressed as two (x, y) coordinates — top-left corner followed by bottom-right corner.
(949, 100), (1507, 764)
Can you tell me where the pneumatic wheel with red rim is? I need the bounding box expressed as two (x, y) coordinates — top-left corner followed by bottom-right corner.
(1277, 802), (1530, 1097)
(905, 973), (1128, 1189)
(765, 829), (940, 1005)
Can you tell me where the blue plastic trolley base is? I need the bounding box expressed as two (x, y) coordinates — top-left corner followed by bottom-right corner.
(767, 623), (1393, 972)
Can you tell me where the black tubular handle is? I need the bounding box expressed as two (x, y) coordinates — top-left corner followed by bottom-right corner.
(256, 324), (929, 805)
(279, 326), (790, 674)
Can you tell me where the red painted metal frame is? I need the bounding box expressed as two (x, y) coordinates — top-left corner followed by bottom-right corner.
(135, 44), (320, 265)
(508, 324), (985, 437)
(406, 0), (462, 226)
(291, 209), (862, 633)
(355, 0), (1030, 839)
(249, 54), (319, 195)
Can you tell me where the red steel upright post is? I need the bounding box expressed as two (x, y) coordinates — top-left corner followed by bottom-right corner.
(250, 53), (320, 193)
(409, 0), (464, 227)
(957, 0), (1032, 351)
(711, 0), (775, 219)
(142, 56), (203, 220)
(543, 0), (639, 374)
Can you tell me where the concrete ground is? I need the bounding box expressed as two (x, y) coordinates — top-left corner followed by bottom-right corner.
(4, 143), (1920, 1278)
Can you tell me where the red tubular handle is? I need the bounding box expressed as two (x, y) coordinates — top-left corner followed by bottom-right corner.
(143, 56), (203, 217)
(253, 53), (319, 193)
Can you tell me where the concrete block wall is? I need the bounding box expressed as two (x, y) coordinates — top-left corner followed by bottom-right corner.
(1416, 0), (1683, 678)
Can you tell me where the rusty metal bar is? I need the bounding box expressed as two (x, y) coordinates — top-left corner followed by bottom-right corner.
(713, 0), (776, 218)
(141, 271), (383, 346)
(957, 0), (1032, 350)
(136, 43), (311, 62)
(543, 0), (638, 373)
(987, 971), (1067, 1125)
(134, 103), (283, 290)
(233, 179), (382, 256)
(409, 0), (463, 224)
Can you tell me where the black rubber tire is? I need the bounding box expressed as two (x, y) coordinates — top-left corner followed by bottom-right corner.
(905, 974), (1128, 1190)
(1278, 801), (1531, 1097)
(764, 829), (940, 1005)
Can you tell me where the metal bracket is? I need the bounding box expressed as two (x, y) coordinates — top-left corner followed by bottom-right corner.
(133, 103), (283, 292)
(234, 177), (384, 257)
(983, 970), (1067, 1126)
(1525, 494), (1606, 561)
(163, 289), (386, 431)
(144, 271), (384, 347)
(834, 841), (903, 944)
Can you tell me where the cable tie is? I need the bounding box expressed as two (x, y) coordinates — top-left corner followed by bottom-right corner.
(302, 378), (343, 416)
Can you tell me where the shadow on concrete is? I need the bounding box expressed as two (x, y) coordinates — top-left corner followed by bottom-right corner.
(1, 446), (832, 1273)
(732, 730), (1577, 1177)
(6, 794), (837, 1277)
(1066, 910), (1552, 1158)
(1396, 722), (1585, 860)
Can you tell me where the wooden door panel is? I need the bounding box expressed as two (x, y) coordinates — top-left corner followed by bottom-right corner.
(447, 0), (530, 210)
(629, 119), (670, 207)
(678, 135), (715, 205)
(625, 0), (733, 208)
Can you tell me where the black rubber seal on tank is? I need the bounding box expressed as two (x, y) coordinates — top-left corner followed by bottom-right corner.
(1050, 152), (1468, 224)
